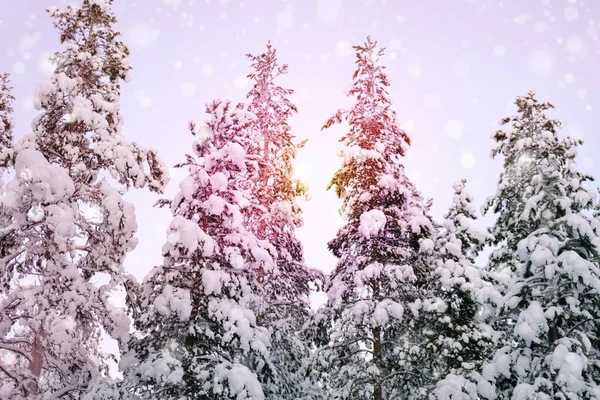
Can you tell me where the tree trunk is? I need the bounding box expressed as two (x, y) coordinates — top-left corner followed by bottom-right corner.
(26, 327), (46, 396)
(373, 325), (382, 400)
(372, 279), (382, 400)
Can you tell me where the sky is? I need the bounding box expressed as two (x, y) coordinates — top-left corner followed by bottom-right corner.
(1, 0), (599, 305)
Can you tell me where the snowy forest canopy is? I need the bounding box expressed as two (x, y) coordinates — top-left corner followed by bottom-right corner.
(1, 0), (600, 399)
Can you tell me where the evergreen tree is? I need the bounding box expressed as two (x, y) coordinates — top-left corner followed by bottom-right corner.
(244, 42), (321, 398)
(0, 73), (15, 260)
(312, 36), (435, 400)
(123, 100), (282, 399)
(421, 180), (498, 399)
(0, 1), (168, 398)
(0, 73), (14, 175)
(479, 92), (600, 398)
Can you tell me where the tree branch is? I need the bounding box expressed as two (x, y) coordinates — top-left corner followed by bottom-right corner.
(0, 342), (32, 362)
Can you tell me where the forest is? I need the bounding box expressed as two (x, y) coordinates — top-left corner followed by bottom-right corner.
(0, 0), (599, 399)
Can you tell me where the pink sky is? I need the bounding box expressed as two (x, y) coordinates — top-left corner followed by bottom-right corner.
(1, 0), (599, 297)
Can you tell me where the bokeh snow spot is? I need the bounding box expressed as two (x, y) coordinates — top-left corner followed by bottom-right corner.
(492, 45), (506, 56)
(564, 7), (579, 22)
(407, 56), (422, 78)
(336, 40), (352, 57)
(317, 0), (342, 21)
(161, 0), (182, 9)
(181, 81), (196, 97)
(564, 73), (575, 83)
(13, 62), (25, 74)
(528, 49), (555, 75)
(566, 36), (585, 56)
(234, 76), (248, 89)
(460, 151), (475, 169)
(201, 64), (213, 76)
(446, 119), (464, 139)
(277, 5), (295, 30)
(135, 90), (152, 107)
(424, 93), (441, 109)
(128, 23), (160, 49)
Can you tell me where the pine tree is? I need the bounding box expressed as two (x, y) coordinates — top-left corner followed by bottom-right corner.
(0, 73), (16, 260)
(244, 42), (321, 398)
(479, 92), (600, 398)
(311, 36), (435, 399)
(0, 1), (168, 398)
(421, 180), (498, 399)
(123, 100), (283, 399)
(0, 73), (14, 175)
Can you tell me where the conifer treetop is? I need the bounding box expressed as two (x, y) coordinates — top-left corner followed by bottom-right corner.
(483, 91), (595, 271)
(323, 35), (410, 156)
(20, 0), (168, 194)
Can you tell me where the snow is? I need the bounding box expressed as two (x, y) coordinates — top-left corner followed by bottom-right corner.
(27, 205), (45, 222)
(213, 363), (265, 400)
(377, 174), (397, 190)
(552, 343), (587, 393)
(435, 374), (479, 400)
(153, 285), (192, 321)
(514, 301), (548, 345)
(45, 204), (76, 252)
(202, 269), (231, 296)
(3, 149), (74, 208)
(195, 124), (213, 147)
(138, 349), (185, 385)
(204, 194), (226, 215)
(354, 262), (382, 287)
(225, 142), (247, 170)
(163, 215), (215, 256)
(358, 209), (386, 239)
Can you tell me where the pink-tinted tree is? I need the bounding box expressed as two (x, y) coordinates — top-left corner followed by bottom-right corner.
(311, 36), (435, 400)
(0, 1), (168, 398)
(245, 42), (321, 398)
(123, 100), (282, 400)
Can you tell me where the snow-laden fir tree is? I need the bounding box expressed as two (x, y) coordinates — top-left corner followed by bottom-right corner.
(420, 180), (499, 399)
(123, 100), (286, 399)
(0, 73), (15, 260)
(478, 92), (600, 398)
(0, 1), (168, 398)
(0, 73), (14, 176)
(244, 42), (322, 398)
(311, 36), (436, 400)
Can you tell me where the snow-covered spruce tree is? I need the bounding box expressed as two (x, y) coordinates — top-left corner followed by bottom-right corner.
(245, 42), (322, 398)
(0, 1), (168, 398)
(420, 180), (499, 399)
(0, 73), (14, 175)
(311, 36), (435, 400)
(0, 73), (15, 259)
(123, 100), (285, 399)
(478, 92), (600, 398)
(0, 73), (17, 398)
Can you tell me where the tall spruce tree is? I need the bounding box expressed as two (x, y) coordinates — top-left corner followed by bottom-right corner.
(244, 42), (321, 398)
(311, 36), (435, 400)
(0, 73), (14, 177)
(0, 73), (15, 260)
(0, 1), (168, 398)
(123, 100), (284, 399)
(478, 92), (600, 398)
